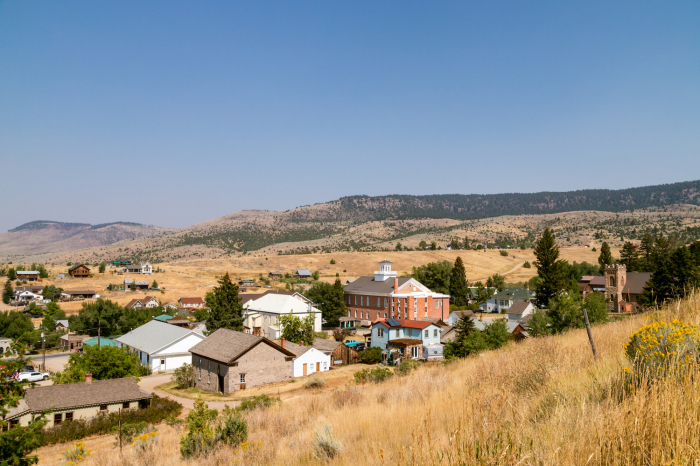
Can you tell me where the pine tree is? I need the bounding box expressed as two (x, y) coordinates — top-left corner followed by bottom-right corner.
(444, 314), (478, 358)
(449, 257), (469, 307)
(619, 242), (640, 271)
(204, 273), (244, 336)
(598, 242), (613, 274)
(6, 268), (16, 281)
(639, 232), (655, 271)
(2, 280), (12, 305)
(533, 227), (566, 308)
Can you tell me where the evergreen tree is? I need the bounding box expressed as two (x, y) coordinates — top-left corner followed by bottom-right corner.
(204, 273), (244, 336)
(444, 314), (479, 358)
(449, 257), (469, 307)
(2, 280), (12, 305)
(304, 279), (347, 327)
(619, 242), (640, 271)
(99, 262), (106, 273)
(598, 242), (613, 274)
(6, 268), (16, 281)
(639, 232), (655, 271)
(533, 227), (566, 308)
(690, 241), (700, 266)
(486, 273), (506, 292)
(669, 246), (700, 298)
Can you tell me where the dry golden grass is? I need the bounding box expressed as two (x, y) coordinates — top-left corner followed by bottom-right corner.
(36, 291), (700, 465)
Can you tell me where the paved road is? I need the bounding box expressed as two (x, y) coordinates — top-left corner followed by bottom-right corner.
(137, 373), (239, 411)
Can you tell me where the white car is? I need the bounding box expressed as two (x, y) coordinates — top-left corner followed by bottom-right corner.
(16, 371), (50, 382)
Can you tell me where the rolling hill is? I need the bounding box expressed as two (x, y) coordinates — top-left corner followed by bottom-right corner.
(2, 180), (700, 264)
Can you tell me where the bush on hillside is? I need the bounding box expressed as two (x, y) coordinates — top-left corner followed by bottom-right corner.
(357, 346), (382, 364)
(305, 377), (326, 389)
(353, 367), (393, 385)
(237, 394), (280, 412)
(171, 363), (194, 389)
(625, 319), (700, 381)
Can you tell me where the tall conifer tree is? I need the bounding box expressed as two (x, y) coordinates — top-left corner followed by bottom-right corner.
(204, 273), (244, 335)
(619, 241), (640, 271)
(534, 227), (565, 308)
(449, 257), (469, 307)
(598, 242), (613, 274)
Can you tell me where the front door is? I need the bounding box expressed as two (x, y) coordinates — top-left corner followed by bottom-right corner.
(316, 362), (320, 372)
(303, 364), (307, 376)
(218, 375), (224, 393)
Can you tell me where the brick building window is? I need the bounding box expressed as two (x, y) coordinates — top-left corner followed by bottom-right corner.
(123, 402), (130, 409)
(100, 405), (107, 412)
(65, 412), (73, 422)
(54, 413), (62, 425)
(354, 296), (357, 305)
(240, 374), (246, 383)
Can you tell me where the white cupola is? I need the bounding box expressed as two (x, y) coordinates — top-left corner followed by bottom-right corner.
(374, 259), (397, 281)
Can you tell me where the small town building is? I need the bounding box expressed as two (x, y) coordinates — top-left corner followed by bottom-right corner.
(189, 328), (296, 394)
(125, 296), (159, 309)
(294, 270), (312, 279)
(481, 288), (536, 313)
(343, 260), (451, 322)
(278, 339), (331, 377)
(268, 272), (283, 280)
(505, 301), (536, 322)
(16, 271), (40, 282)
(370, 318), (442, 352)
(83, 337), (120, 347)
(178, 297), (205, 308)
(60, 334), (91, 352)
(3, 376), (152, 429)
(153, 314), (174, 323)
(579, 276), (606, 299)
(55, 320), (69, 332)
(238, 279), (256, 287)
(62, 290), (96, 299)
(311, 338), (357, 366)
(126, 262), (153, 275)
(68, 264), (90, 278)
(242, 293), (321, 339)
(167, 318), (191, 328)
(116, 320), (205, 372)
(604, 265), (652, 312)
(0, 337), (12, 354)
(447, 310), (474, 326)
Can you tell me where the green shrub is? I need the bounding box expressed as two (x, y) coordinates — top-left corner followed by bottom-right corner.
(313, 424), (343, 460)
(111, 421), (148, 446)
(305, 377), (326, 389)
(357, 347), (382, 364)
(237, 394), (280, 412)
(330, 259), (336, 264)
(523, 261), (531, 268)
(625, 320), (700, 381)
(217, 407), (248, 446)
(40, 395), (181, 446)
(394, 360), (419, 377)
(179, 399), (248, 458)
(171, 363), (194, 389)
(500, 250), (508, 256)
(353, 367), (393, 384)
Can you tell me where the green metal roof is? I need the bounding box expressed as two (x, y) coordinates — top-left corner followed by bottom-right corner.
(154, 314), (175, 322)
(492, 288), (536, 301)
(83, 337), (119, 347)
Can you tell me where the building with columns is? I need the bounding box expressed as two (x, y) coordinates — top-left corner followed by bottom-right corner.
(343, 260), (450, 323)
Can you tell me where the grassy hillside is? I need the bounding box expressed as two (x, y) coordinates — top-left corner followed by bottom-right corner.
(37, 291), (700, 465)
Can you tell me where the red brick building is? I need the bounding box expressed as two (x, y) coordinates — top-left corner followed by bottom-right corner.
(343, 260), (450, 323)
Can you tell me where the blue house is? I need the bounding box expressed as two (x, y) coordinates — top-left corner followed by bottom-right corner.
(370, 318), (443, 351)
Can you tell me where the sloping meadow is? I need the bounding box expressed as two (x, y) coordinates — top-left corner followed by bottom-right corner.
(46, 292), (700, 465)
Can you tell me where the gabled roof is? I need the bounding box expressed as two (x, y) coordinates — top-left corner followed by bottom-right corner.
(296, 269), (311, 275)
(276, 340), (311, 358)
(506, 301), (532, 315)
(154, 314), (175, 322)
(189, 328), (295, 364)
(16, 271), (40, 275)
(311, 338), (342, 352)
(56, 320), (69, 328)
(24, 377), (151, 412)
(116, 320), (203, 355)
(622, 272), (652, 295)
(344, 276), (411, 295)
(373, 318), (435, 330)
(68, 264), (89, 272)
(179, 297), (205, 305)
(125, 296), (157, 308)
(245, 293), (318, 315)
(448, 310), (474, 319)
(63, 290), (95, 296)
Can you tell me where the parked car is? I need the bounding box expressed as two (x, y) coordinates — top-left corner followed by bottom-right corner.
(15, 371), (50, 382)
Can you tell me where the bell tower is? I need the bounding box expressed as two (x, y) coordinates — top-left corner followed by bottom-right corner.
(604, 264), (626, 312)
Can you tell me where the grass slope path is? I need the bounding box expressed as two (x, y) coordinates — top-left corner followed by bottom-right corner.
(36, 291), (700, 465)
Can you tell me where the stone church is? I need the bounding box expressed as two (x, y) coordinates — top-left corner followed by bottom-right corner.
(604, 264), (652, 312)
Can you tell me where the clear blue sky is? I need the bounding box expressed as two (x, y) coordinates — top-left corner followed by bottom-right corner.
(1, 1), (699, 232)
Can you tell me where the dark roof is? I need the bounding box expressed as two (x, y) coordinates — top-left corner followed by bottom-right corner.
(68, 264), (89, 272)
(63, 290), (95, 296)
(492, 288), (535, 301)
(507, 301), (532, 315)
(276, 340), (311, 357)
(179, 297), (205, 304)
(421, 317), (450, 327)
(311, 338), (342, 352)
(189, 328), (295, 363)
(449, 311), (474, 319)
(387, 338), (423, 346)
(24, 377), (151, 412)
(622, 272), (652, 295)
(374, 318), (434, 330)
(344, 276), (411, 294)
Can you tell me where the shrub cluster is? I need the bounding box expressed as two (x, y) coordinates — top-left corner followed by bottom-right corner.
(357, 346), (382, 364)
(625, 319), (700, 380)
(40, 395), (181, 446)
(237, 394), (280, 412)
(180, 399), (248, 458)
(305, 377), (326, 389)
(353, 367), (394, 384)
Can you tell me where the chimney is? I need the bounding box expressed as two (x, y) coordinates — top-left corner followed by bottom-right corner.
(281, 338), (285, 349)
(85, 372), (92, 384)
(394, 278), (399, 291)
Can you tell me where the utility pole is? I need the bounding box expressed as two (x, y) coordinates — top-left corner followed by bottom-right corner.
(118, 408), (122, 453)
(582, 308), (598, 360)
(41, 331), (45, 372)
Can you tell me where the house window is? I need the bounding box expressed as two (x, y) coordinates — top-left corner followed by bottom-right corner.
(360, 296), (363, 306)
(424, 329), (428, 338)
(240, 374), (246, 383)
(385, 298), (388, 307)
(65, 412), (73, 422)
(123, 402), (130, 409)
(384, 313), (387, 318)
(354, 310), (357, 318)
(54, 413), (63, 425)
(377, 328), (384, 337)
(100, 405), (108, 412)
(378, 297), (381, 307)
(434, 329), (438, 337)
(354, 296), (357, 305)
(348, 310), (351, 317)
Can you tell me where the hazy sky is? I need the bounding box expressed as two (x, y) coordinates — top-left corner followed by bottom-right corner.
(1, 1), (699, 232)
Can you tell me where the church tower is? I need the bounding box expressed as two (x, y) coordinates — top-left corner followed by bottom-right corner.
(604, 264), (626, 312)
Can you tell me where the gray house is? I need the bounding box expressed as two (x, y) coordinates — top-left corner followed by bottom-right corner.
(189, 329), (296, 394)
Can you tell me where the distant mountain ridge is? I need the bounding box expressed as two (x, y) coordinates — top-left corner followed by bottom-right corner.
(2, 179), (699, 262)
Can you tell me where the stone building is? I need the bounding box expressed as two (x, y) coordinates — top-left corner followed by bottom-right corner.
(188, 328), (295, 395)
(604, 264), (652, 312)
